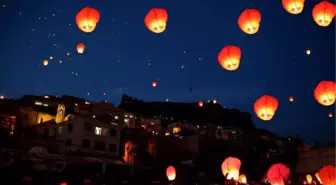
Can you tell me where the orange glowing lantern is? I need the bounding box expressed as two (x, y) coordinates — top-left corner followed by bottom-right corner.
(312, 1), (336, 27)
(76, 7), (100, 33)
(318, 165), (336, 185)
(144, 8), (168, 34)
(218, 45), (242, 71)
(43, 60), (48, 66)
(198, 101), (203, 107)
(314, 81), (336, 106)
(306, 174), (313, 184)
(254, 95), (279, 121)
(152, 81), (157, 87)
(166, 166), (176, 181)
(239, 174), (247, 184)
(315, 173), (322, 184)
(267, 163), (291, 185)
(221, 157), (241, 180)
(238, 9), (261, 34)
(329, 112), (333, 118)
(282, 0), (305, 14)
(289, 96), (294, 102)
(77, 43), (85, 54)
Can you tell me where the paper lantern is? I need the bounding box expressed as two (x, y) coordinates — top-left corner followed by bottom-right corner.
(198, 101), (203, 107)
(315, 173), (322, 184)
(239, 174), (247, 184)
(152, 81), (157, 87)
(267, 163), (291, 185)
(76, 7), (100, 33)
(218, 45), (242, 71)
(319, 165), (336, 185)
(329, 112), (333, 118)
(144, 8), (168, 33)
(238, 9), (261, 34)
(254, 95), (279, 121)
(312, 1), (336, 27)
(306, 49), (311, 55)
(282, 0), (305, 14)
(77, 43), (85, 54)
(221, 157), (241, 180)
(289, 96), (294, 102)
(43, 60), (48, 66)
(306, 174), (313, 184)
(314, 81), (336, 106)
(166, 166), (176, 181)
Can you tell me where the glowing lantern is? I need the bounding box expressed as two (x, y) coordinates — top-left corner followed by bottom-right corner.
(221, 157), (241, 180)
(312, 1), (336, 27)
(166, 166), (176, 181)
(267, 163), (291, 185)
(238, 9), (261, 34)
(77, 43), (85, 54)
(329, 112), (333, 118)
(218, 45), (242, 71)
(43, 60), (49, 66)
(144, 8), (168, 34)
(306, 174), (313, 184)
(239, 174), (247, 184)
(319, 165), (336, 185)
(282, 0), (305, 14)
(314, 81), (336, 106)
(152, 81), (157, 87)
(76, 7), (100, 33)
(306, 49), (311, 55)
(254, 95), (279, 121)
(289, 96), (294, 102)
(315, 173), (322, 184)
(198, 101), (203, 107)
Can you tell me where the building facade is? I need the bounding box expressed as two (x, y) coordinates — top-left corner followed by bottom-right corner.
(37, 115), (121, 156)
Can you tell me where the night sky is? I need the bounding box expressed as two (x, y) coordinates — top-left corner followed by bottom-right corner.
(0, 0), (335, 144)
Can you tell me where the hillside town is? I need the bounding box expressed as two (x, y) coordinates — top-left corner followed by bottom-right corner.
(0, 94), (334, 184)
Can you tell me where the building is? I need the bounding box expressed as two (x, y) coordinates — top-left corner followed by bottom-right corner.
(35, 115), (122, 156)
(296, 147), (336, 174)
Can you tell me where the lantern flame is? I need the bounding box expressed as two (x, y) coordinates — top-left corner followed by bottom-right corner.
(306, 174), (313, 184)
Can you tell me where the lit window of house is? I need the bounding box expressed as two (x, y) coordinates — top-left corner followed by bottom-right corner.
(114, 116), (119, 120)
(130, 115), (134, 118)
(95, 127), (102, 135)
(57, 127), (63, 135)
(125, 114), (128, 118)
(124, 118), (129, 123)
(35, 101), (42, 106)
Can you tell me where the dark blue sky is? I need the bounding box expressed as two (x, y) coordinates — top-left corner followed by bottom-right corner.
(0, 0), (335, 144)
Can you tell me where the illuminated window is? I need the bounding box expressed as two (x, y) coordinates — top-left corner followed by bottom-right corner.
(114, 116), (119, 120)
(124, 118), (129, 123)
(95, 127), (102, 135)
(57, 127), (63, 135)
(35, 101), (42, 106)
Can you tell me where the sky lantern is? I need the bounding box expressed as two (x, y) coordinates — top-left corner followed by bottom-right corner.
(43, 60), (48, 66)
(319, 165), (336, 185)
(315, 173), (322, 184)
(282, 0), (305, 14)
(329, 112), (333, 118)
(306, 174), (313, 184)
(289, 96), (294, 102)
(198, 101), (203, 107)
(166, 166), (176, 181)
(152, 81), (157, 87)
(218, 45), (242, 71)
(312, 1), (336, 27)
(254, 95), (279, 121)
(76, 7), (100, 33)
(238, 9), (261, 34)
(267, 163), (291, 185)
(144, 8), (168, 34)
(239, 174), (247, 184)
(314, 81), (336, 106)
(77, 43), (85, 54)
(221, 157), (241, 180)
(306, 49), (311, 55)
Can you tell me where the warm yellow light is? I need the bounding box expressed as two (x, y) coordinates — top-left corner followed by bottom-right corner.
(43, 60), (49, 66)
(306, 49), (311, 55)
